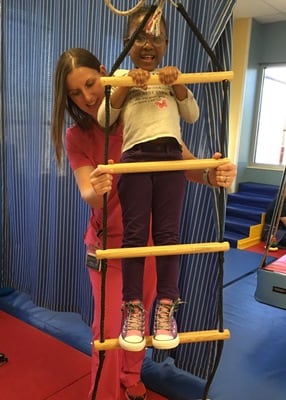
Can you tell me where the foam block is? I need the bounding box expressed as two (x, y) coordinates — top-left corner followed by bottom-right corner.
(255, 255), (286, 309)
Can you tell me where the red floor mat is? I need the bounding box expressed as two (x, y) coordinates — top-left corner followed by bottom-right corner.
(0, 311), (167, 400)
(0, 310), (91, 400)
(120, 387), (167, 400)
(245, 241), (286, 259)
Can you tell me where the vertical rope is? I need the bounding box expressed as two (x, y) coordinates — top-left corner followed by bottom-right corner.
(260, 165), (286, 268)
(176, 3), (224, 72)
(109, 3), (157, 76)
(0, 0), (6, 287)
(90, 4), (159, 398)
(90, 84), (111, 399)
(176, 3), (229, 398)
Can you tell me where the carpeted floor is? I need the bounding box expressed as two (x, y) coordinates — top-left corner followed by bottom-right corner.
(0, 310), (91, 400)
(245, 240), (286, 258)
(1, 247), (286, 400)
(0, 310), (167, 400)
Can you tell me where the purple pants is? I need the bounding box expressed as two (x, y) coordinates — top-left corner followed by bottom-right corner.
(118, 138), (186, 302)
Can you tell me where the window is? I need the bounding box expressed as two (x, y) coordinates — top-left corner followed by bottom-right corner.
(253, 65), (286, 166)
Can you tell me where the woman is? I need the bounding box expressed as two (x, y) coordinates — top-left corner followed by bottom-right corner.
(51, 47), (236, 400)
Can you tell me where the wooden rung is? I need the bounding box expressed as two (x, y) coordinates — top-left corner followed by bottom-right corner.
(97, 158), (230, 174)
(94, 329), (231, 351)
(100, 71), (234, 87)
(96, 242), (230, 260)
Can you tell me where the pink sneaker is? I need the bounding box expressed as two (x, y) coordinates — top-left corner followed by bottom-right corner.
(119, 301), (146, 352)
(152, 298), (180, 350)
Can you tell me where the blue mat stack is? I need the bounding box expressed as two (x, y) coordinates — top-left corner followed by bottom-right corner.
(224, 181), (278, 247)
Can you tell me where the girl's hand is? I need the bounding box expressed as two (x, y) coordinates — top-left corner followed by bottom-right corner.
(158, 66), (179, 85)
(128, 68), (150, 90)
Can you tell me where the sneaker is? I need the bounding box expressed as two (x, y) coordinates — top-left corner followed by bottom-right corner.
(125, 381), (147, 400)
(269, 243), (279, 251)
(152, 298), (180, 350)
(119, 301), (146, 352)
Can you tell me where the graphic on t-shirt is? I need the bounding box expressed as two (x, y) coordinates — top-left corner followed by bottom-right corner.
(155, 98), (168, 109)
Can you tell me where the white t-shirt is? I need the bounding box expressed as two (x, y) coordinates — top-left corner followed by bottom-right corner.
(97, 69), (200, 152)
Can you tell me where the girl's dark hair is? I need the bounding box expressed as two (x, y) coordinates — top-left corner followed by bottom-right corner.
(51, 48), (101, 165)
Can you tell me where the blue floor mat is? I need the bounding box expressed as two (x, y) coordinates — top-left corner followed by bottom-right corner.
(0, 290), (92, 355)
(142, 272), (286, 400)
(223, 247), (275, 287)
(141, 250), (283, 400)
(210, 273), (286, 400)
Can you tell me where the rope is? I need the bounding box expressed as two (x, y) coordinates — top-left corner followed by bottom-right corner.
(91, 3), (158, 398)
(104, 0), (178, 17)
(175, 3), (230, 398)
(260, 165), (286, 268)
(90, 86), (111, 400)
(176, 3), (225, 71)
(104, 0), (146, 16)
(109, 4), (157, 76)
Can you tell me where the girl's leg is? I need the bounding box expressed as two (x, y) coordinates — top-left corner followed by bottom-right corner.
(151, 170), (186, 350)
(118, 172), (156, 352)
(118, 172), (152, 301)
(152, 170), (186, 300)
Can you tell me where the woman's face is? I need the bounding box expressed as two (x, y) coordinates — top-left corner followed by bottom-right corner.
(66, 66), (107, 120)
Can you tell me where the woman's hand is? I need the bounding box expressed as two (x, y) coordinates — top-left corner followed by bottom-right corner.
(207, 152), (237, 188)
(89, 160), (114, 196)
(182, 144), (236, 188)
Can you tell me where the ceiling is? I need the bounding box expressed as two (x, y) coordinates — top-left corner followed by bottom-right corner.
(233, 0), (286, 23)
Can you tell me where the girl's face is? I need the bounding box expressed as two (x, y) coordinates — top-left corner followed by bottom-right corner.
(66, 66), (107, 119)
(127, 15), (167, 71)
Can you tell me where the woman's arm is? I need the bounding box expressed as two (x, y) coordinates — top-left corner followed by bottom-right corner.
(73, 165), (113, 209)
(87, 147), (237, 196)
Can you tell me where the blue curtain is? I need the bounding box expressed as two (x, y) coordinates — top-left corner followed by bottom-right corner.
(0, 0), (235, 376)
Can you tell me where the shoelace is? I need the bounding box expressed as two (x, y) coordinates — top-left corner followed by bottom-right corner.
(155, 299), (182, 330)
(155, 302), (173, 330)
(123, 302), (145, 331)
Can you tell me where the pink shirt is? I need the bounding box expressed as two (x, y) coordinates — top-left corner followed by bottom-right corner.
(65, 123), (123, 249)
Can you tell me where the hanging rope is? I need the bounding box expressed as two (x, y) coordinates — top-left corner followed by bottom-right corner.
(90, 85), (111, 400)
(260, 165), (286, 268)
(175, 3), (230, 399)
(91, 4), (159, 399)
(104, 0), (146, 16)
(104, 0), (178, 18)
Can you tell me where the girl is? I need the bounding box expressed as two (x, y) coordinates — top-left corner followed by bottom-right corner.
(97, 7), (199, 352)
